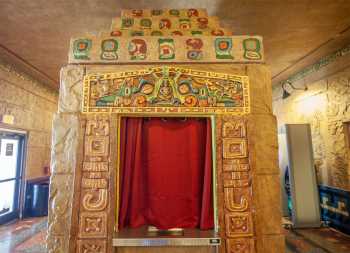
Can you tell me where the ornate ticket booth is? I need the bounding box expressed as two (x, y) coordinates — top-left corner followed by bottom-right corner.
(47, 9), (284, 253)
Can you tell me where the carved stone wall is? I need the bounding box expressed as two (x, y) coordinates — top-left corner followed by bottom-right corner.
(47, 113), (80, 253)
(47, 65), (84, 253)
(273, 66), (350, 190)
(0, 58), (58, 179)
(48, 64), (284, 253)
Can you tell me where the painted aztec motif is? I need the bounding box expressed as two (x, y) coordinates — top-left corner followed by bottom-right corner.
(69, 36), (264, 63)
(109, 28), (233, 37)
(121, 8), (208, 18)
(112, 16), (220, 30)
(82, 66), (250, 114)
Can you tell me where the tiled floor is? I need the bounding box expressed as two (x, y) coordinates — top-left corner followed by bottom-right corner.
(1, 218), (350, 252)
(285, 227), (350, 253)
(0, 217), (46, 253)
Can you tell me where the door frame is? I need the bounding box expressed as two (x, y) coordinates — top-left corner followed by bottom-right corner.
(0, 128), (27, 224)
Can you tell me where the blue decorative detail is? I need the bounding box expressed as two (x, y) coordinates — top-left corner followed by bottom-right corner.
(319, 185), (350, 234)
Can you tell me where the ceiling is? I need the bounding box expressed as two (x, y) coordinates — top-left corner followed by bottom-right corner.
(1, 0), (350, 89)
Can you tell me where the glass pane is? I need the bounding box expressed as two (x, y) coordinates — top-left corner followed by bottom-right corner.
(0, 180), (15, 216)
(0, 138), (19, 180)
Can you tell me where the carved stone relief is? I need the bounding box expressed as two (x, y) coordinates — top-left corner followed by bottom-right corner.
(82, 178), (108, 189)
(86, 119), (110, 136)
(85, 136), (109, 157)
(79, 212), (108, 238)
(59, 65), (85, 113)
(224, 187), (250, 212)
(77, 239), (107, 253)
(223, 171), (251, 188)
(225, 212), (253, 237)
(226, 238), (255, 253)
(223, 121), (246, 138)
(82, 189), (108, 211)
(83, 162), (108, 172)
(221, 118), (255, 253)
(51, 114), (79, 174)
(223, 138), (248, 159)
(47, 235), (68, 253)
(75, 115), (112, 253)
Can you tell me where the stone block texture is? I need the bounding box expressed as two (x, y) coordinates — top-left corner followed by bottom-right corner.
(273, 66), (350, 190)
(0, 59), (58, 179)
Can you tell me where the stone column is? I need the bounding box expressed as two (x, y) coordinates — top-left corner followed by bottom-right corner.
(47, 65), (84, 253)
(246, 65), (285, 252)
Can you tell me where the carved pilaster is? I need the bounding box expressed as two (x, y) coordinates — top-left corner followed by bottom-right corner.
(75, 114), (112, 253)
(47, 114), (80, 253)
(220, 117), (256, 253)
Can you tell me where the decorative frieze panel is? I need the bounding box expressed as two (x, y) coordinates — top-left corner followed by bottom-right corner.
(121, 8), (209, 18)
(108, 28), (233, 37)
(82, 66), (250, 115)
(111, 16), (220, 31)
(69, 36), (264, 64)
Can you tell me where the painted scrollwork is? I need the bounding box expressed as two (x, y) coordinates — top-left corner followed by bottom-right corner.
(83, 66), (250, 114)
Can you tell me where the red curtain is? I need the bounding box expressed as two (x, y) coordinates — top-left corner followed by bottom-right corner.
(118, 117), (214, 230)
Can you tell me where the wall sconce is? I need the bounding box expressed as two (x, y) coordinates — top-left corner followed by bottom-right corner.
(282, 81), (308, 99)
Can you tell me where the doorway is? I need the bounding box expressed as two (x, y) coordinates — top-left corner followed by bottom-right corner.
(118, 117), (216, 231)
(0, 130), (25, 224)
